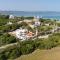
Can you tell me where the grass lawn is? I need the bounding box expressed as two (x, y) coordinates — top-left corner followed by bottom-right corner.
(15, 47), (60, 60)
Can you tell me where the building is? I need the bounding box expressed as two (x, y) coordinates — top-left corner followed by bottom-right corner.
(15, 28), (34, 41)
(9, 15), (14, 19)
(34, 16), (40, 19)
(34, 21), (41, 27)
(26, 31), (34, 39)
(16, 28), (28, 40)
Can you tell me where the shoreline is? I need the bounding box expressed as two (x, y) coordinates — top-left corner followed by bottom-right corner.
(0, 11), (60, 20)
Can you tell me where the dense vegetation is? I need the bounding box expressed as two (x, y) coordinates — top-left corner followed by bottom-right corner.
(0, 15), (18, 26)
(0, 15), (34, 33)
(0, 23), (21, 33)
(17, 16), (34, 21)
(0, 15), (60, 60)
(0, 33), (17, 46)
(37, 26), (53, 32)
(0, 22), (33, 33)
(0, 33), (60, 60)
(0, 15), (34, 26)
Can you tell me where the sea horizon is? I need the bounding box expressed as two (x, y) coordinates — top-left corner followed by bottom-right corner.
(0, 11), (60, 20)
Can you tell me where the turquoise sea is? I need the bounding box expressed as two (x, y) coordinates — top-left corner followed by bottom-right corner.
(0, 11), (60, 20)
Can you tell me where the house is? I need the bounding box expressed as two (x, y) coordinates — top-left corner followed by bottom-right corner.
(26, 31), (34, 39)
(15, 28), (35, 41)
(16, 28), (28, 40)
(34, 21), (41, 27)
(34, 16), (40, 19)
(9, 15), (14, 19)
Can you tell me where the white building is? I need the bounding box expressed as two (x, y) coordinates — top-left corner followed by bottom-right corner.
(16, 28), (28, 40)
(15, 28), (35, 41)
(9, 15), (14, 19)
(34, 21), (41, 27)
(34, 16), (40, 19)
(36, 16), (40, 19)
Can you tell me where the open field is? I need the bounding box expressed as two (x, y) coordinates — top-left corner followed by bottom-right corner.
(15, 47), (60, 60)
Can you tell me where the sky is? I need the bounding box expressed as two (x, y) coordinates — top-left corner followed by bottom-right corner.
(0, 0), (60, 11)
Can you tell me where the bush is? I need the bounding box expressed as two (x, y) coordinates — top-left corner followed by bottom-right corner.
(0, 47), (22, 60)
(0, 33), (17, 46)
(7, 48), (21, 59)
(0, 23), (22, 33)
(1, 33), (60, 59)
(20, 40), (34, 55)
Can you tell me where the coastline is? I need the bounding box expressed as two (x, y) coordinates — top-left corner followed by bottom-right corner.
(0, 11), (60, 20)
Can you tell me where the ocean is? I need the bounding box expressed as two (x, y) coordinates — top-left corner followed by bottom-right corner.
(0, 11), (60, 20)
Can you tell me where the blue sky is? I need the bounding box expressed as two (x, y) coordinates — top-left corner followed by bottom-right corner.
(0, 0), (60, 11)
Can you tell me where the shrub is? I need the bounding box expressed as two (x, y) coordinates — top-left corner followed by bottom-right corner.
(0, 33), (17, 46)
